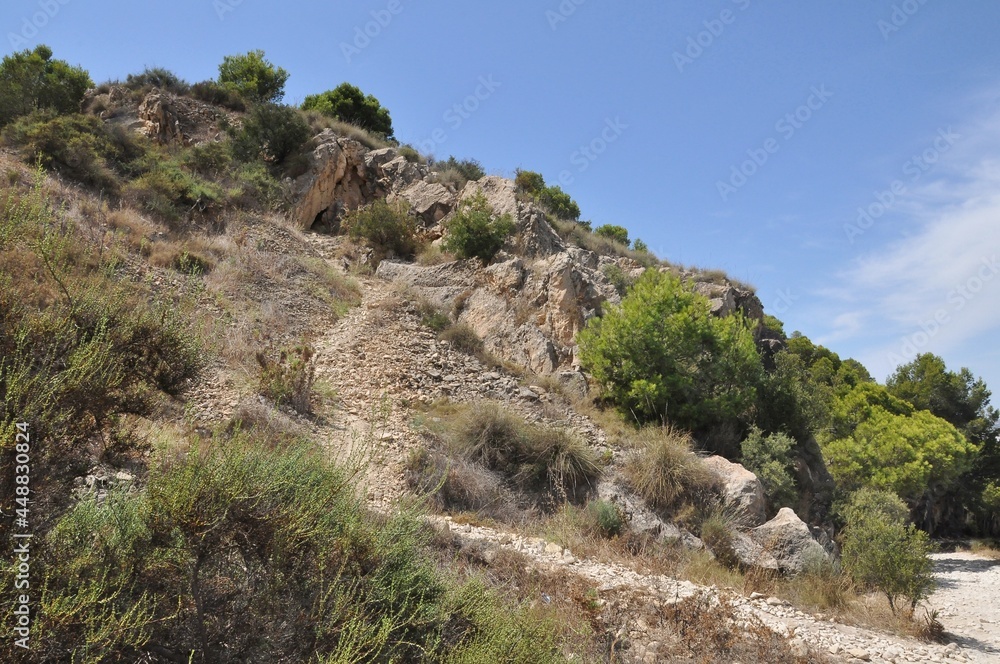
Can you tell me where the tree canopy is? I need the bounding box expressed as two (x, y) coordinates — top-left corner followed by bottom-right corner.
(0, 45), (92, 127)
(577, 270), (762, 447)
(218, 50), (289, 104)
(302, 83), (394, 139)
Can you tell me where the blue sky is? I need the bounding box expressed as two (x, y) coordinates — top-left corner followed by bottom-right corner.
(3, 0), (999, 393)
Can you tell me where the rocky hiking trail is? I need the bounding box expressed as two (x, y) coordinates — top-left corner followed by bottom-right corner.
(190, 232), (999, 663)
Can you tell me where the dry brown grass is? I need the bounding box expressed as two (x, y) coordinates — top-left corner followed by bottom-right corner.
(623, 425), (720, 516)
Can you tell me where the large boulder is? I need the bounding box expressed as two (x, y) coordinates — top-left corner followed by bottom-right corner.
(702, 456), (767, 527)
(751, 507), (829, 575)
(391, 180), (455, 226)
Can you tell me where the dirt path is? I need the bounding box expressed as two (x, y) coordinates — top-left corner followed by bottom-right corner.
(928, 552), (1000, 662)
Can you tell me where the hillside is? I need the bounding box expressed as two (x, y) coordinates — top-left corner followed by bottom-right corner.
(0, 50), (998, 663)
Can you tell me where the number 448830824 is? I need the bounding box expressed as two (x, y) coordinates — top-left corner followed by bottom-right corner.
(14, 422), (30, 525)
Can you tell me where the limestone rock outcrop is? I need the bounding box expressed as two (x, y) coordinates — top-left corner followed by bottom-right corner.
(702, 456), (767, 527)
(750, 507), (830, 575)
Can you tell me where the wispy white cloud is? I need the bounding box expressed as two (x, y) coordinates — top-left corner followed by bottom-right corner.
(810, 97), (1000, 385)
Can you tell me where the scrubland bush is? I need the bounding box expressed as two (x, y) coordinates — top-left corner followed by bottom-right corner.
(341, 198), (417, 261)
(190, 79), (247, 111)
(442, 191), (515, 263)
(124, 66), (190, 95)
(302, 82), (394, 139)
(840, 489), (934, 613)
(441, 322), (485, 356)
(0, 45), (92, 127)
(594, 223), (629, 247)
(255, 343), (317, 415)
(217, 49), (288, 104)
(229, 102), (310, 166)
(623, 426), (719, 515)
(432, 156), (485, 189)
(447, 403), (601, 501)
(741, 427), (798, 510)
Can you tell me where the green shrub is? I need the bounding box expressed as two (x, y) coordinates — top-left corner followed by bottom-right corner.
(700, 511), (740, 569)
(740, 427), (798, 509)
(434, 156), (485, 182)
(231, 161), (288, 210)
(398, 144), (423, 163)
(601, 263), (633, 296)
(0, 45), (93, 127)
(256, 344), (316, 414)
(577, 270), (763, 444)
(632, 238), (650, 254)
(623, 426), (719, 514)
(341, 199), (417, 260)
(514, 169), (545, 196)
(587, 500), (625, 538)
(124, 66), (189, 95)
(230, 102), (310, 166)
(594, 224), (630, 247)
(835, 486), (910, 527)
(539, 185), (580, 221)
(442, 192), (515, 263)
(3, 112), (146, 191)
(190, 80), (247, 111)
(840, 489), (935, 613)
(302, 82), (394, 139)
(124, 155), (223, 219)
(217, 49), (289, 104)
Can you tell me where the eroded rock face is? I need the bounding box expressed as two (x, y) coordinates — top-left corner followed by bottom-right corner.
(138, 90), (184, 144)
(750, 507), (829, 575)
(702, 456), (767, 527)
(291, 131), (373, 230)
(292, 135), (457, 230)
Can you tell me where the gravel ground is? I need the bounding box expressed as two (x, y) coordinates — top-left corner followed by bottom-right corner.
(929, 552), (1000, 663)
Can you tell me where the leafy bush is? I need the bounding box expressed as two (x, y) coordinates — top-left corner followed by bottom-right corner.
(0, 45), (93, 127)
(255, 344), (317, 414)
(341, 199), (417, 260)
(434, 156), (485, 182)
(577, 270), (763, 443)
(514, 169), (546, 196)
(601, 263), (634, 296)
(217, 49), (289, 104)
(594, 223), (630, 247)
(840, 489), (935, 613)
(124, 155), (223, 219)
(623, 425), (719, 515)
(539, 185), (581, 220)
(586, 500), (625, 538)
(229, 102), (310, 165)
(124, 66), (189, 95)
(442, 192), (515, 263)
(632, 238), (650, 253)
(740, 427), (798, 509)
(302, 82), (394, 139)
(3, 112), (146, 191)
(190, 80), (247, 111)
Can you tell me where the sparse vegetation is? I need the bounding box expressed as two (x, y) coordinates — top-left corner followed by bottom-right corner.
(442, 191), (515, 263)
(594, 223), (630, 247)
(256, 343), (317, 415)
(341, 198), (418, 262)
(623, 426), (720, 516)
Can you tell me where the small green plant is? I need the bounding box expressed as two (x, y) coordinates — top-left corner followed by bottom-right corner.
(433, 156), (485, 184)
(341, 199), (417, 262)
(601, 263), (634, 296)
(190, 80), (247, 111)
(700, 511), (739, 569)
(442, 192), (515, 263)
(256, 344), (317, 414)
(586, 499), (624, 538)
(538, 185), (580, 220)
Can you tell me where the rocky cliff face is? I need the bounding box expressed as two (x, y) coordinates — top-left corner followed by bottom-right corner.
(295, 136), (768, 377)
